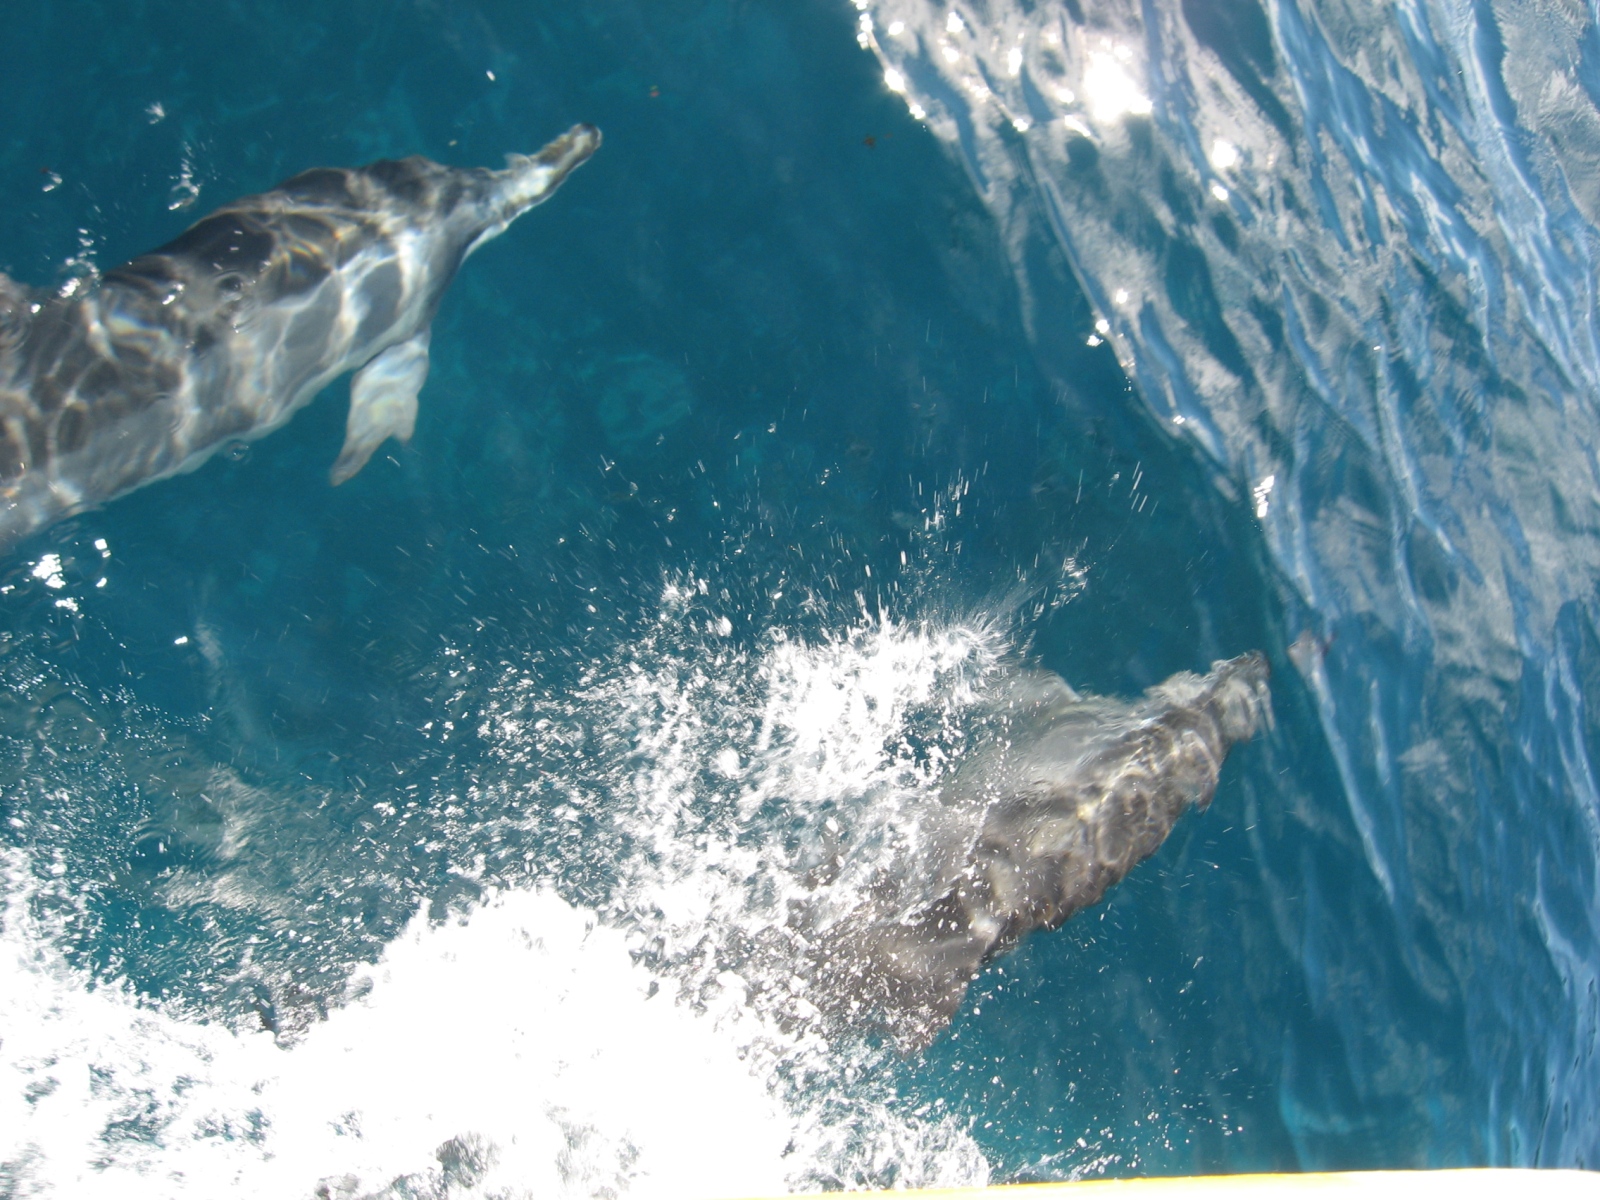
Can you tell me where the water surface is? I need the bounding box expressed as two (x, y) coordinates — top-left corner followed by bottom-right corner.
(1, 0), (1595, 1194)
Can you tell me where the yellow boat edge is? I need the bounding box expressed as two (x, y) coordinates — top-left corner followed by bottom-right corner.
(720, 1169), (1599, 1199)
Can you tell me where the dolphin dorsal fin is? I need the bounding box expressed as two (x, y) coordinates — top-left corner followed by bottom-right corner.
(331, 328), (432, 485)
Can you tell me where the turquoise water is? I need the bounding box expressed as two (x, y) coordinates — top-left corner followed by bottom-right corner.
(2, 0), (1597, 1194)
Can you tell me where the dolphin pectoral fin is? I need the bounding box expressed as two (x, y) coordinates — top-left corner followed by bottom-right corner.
(331, 328), (431, 485)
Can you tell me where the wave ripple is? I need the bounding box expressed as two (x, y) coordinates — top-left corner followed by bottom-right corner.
(855, 0), (1600, 1167)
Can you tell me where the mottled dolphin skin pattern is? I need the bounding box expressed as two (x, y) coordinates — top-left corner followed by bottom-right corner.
(804, 651), (1270, 1051)
(0, 123), (600, 553)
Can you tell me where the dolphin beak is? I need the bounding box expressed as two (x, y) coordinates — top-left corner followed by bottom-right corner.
(473, 124), (601, 251)
(514, 123), (602, 199)
(533, 123), (603, 178)
(486, 123), (602, 225)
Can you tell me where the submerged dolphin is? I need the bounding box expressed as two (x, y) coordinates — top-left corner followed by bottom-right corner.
(0, 124), (600, 552)
(790, 651), (1270, 1050)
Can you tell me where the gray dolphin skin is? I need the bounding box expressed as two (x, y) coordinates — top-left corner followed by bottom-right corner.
(0, 123), (601, 553)
(799, 651), (1270, 1051)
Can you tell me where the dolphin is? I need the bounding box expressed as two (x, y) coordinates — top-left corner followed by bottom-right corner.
(0, 123), (600, 553)
(787, 651), (1270, 1051)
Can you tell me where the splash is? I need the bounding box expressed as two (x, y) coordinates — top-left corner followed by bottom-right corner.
(5, 562), (1263, 1191)
(1, 850), (802, 1199)
(480, 578), (1264, 1132)
(1, 595), (1006, 1195)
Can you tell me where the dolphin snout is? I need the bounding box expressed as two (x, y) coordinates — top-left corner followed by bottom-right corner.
(484, 123), (601, 232)
(534, 123), (602, 172)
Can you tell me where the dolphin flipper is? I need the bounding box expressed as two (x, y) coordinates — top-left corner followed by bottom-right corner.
(331, 328), (431, 485)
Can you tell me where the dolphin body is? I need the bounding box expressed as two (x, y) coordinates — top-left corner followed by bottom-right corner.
(0, 124), (600, 553)
(790, 651), (1270, 1051)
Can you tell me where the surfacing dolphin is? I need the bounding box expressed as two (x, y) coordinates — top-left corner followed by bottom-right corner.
(0, 124), (600, 553)
(790, 651), (1270, 1051)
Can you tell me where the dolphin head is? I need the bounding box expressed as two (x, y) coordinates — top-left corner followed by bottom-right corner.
(350, 123), (601, 316)
(110, 123), (600, 341)
(462, 123), (602, 259)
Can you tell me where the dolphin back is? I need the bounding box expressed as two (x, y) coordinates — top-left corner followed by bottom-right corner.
(115, 122), (599, 329)
(0, 124), (599, 555)
(805, 652), (1272, 1051)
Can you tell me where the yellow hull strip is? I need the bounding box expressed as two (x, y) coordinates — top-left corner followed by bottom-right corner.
(728, 1169), (1598, 1200)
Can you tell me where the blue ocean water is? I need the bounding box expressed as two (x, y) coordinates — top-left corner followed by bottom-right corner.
(0, 0), (1596, 1194)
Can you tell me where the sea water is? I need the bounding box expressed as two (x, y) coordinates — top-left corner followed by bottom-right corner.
(0, 0), (1595, 1195)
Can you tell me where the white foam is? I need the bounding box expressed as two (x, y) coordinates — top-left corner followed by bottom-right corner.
(2, 864), (793, 1199)
(3, 606), (1000, 1197)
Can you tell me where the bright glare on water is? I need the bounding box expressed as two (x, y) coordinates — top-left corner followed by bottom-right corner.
(2, 0), (1599, 1194)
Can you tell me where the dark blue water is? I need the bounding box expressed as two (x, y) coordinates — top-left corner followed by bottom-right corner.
(0, 0), (1595, 1194)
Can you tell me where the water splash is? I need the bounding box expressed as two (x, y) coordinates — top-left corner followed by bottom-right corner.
(1, 850), (800, 1199)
